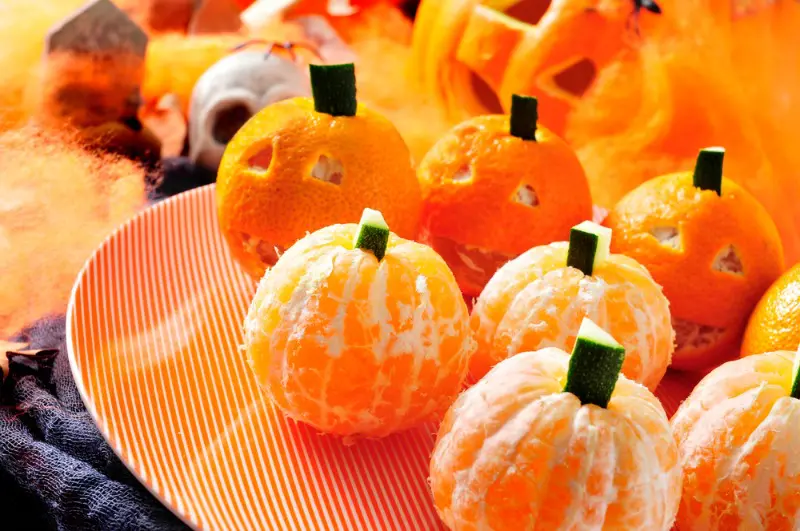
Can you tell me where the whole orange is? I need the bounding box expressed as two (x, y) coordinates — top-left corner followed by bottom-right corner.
(671, 350), (800, 530)
(606, 148), (784, 371)
(430, 321), (681, 530)
(741, 264), (800, 357)
(470, 224), (673, 391)
(417, 95), (592, 296)
(244, 209), (474, 438)
(217, 63), (421, 279)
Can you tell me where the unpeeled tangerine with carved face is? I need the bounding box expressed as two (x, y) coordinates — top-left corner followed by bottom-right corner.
(417, 94), (593, 297)
(244, 208), (474, 438)
(606, 148), (785, 371)
(430, 318), (682, 530)
(470, 221), (673, 391)
(216, 63), (422, 280)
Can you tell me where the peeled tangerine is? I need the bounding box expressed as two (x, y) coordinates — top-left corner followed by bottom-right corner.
(607, 147), (784, 371)
(243, 208), (474, 438)
(417, 94), (592, 297)
(671, 349), (800, 530)
(471, 221), (673, 391)
(430, 318), (682, 530)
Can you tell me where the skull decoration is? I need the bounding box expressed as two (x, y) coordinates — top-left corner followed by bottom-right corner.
(188, 49), (310, 171)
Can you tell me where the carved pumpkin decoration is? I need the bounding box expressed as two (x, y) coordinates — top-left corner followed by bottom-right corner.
(606, 148), (785, 371)
(216, 63), (421, 279)
(417, 95), (592, 296)
(411, 0), (800, 263)
(188, 49), (309, 171)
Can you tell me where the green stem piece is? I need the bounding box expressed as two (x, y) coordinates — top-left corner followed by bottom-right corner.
(310, 63), (357, 117)
(354, 208), (389, 261)
(791, 348), (800, 400)
(509, 94), (538, 141)
(566, 221), (612, 276)
(692, 147), (725, 195)
(563, 318), (626, 408)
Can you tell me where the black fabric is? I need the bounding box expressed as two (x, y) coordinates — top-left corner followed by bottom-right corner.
(0, 158), (215, 531)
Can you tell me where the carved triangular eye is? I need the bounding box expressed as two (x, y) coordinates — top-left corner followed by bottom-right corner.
(247, 144), (273, 172)
(649, 226), (682, 250)
(451, 165), (472, 183)
(512, 183), (539, 207)
(712, 245), (744, 275)
(311, 155), (343, 185)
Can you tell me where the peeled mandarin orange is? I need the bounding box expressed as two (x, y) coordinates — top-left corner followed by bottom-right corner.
(244, 209), (474, 438)
(417, 95), (592, 297)
(217, 63), (421, 280)
(470, 222), (673, 391)
(430, 319), (682, 530)
(671, 349), (800, 530)
(606, 148), (785, 371)
(741, 264), (800, 357)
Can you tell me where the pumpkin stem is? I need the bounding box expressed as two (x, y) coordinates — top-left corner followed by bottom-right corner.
(563, 318), (626, 408)
(354, 208), (389, 261)
(791, 346), (800, 400)
(566, 221), (612, 276)
(310, 63), (357, 117)
(510, 94), (538, 141)
(692, 147), (725, 195)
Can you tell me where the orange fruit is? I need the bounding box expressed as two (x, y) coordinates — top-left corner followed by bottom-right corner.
(671, 350), (800, 530)
(430, 322), (681, 530)
(741, 264), (800, 357)
(606, 148), (785, 371)
(244, 209), (474, 438)
(217, 63), (421, 280)
(417, 95), (592, 296)
(470, 223), (673, 391)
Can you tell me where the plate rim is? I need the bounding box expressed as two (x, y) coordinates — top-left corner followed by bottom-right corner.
(66, 184), (218, 531)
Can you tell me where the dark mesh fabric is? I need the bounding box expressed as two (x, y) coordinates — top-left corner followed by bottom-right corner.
(0, 158), (214, 531)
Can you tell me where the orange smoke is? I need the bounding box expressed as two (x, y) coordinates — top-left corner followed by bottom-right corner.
(0, 126), (146, 338)
(344, 5), (455, 163)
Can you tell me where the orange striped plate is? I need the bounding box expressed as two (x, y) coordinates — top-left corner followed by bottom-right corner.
(66, 184), (697, 530)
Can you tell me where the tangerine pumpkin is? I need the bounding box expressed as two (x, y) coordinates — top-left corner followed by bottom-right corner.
(671, 349), (800, 530)
(430, 318), (682, 530)
(470, 221), (673, 391)
(217, 63), (422, 279)
(244, 208), (474, 438)
(606, 148), (784, 371)
(417, 94), (592, 297)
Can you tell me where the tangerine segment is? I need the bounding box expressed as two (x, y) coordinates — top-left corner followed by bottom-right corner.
(430, 349), (681, 531)
(470, 243), (673, 391)
(671, 351), (800, 530)
(244, 224), (474, 437)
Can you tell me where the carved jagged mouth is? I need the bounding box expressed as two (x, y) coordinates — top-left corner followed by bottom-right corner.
(240, 232), (285, 267)
(421, 230), (514, 294)
(672, 317), (726, 351)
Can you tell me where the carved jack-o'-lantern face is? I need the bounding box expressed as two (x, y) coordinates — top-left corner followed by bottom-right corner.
(411, 0), (661, 133)
(188, 50), (310, 171)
